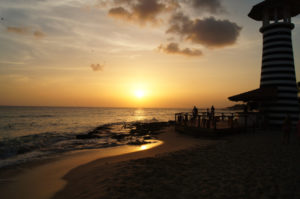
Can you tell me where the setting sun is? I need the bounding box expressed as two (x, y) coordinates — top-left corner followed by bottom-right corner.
(134, 90), (145, 99)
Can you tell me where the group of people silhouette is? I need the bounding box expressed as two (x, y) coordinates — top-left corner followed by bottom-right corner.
(192, 105), (215, 120)
(187, 106), (300, 145)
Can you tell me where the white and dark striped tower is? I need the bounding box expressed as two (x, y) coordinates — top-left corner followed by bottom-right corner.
(249, 0), (300, 125)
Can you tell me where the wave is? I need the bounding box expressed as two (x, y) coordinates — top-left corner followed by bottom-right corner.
(19, 114), (55, 118)
(0, 120), (170, 168)
(0, 132), (73, 159)
(0, 131), (119, 168)
(0, 114), (55, 119)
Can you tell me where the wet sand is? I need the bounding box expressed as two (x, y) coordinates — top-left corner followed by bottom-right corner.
(0, 126), (216, 199)
(53, 130), (300, 199)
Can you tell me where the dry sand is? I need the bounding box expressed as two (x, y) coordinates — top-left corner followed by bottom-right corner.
(53, 129), (300, 199)
(0, 126), (216, 199)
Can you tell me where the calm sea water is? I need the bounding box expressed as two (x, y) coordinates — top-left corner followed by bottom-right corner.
(0, 106), (192, 168)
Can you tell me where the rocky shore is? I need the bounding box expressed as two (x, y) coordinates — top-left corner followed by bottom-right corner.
(76, 121), (173, 145)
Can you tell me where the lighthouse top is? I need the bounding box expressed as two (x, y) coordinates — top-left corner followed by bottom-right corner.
(249, 0), (300, 21)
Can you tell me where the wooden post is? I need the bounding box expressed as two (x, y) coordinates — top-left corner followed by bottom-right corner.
(244, 114), (248, 133)
(231, 114), (234, 129)
(184, 114), (188, 126)
(207, 118), (210, 129)
(214, 118), (217, 130)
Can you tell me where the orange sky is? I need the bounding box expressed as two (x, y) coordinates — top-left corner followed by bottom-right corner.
(0, 0), (299, 108)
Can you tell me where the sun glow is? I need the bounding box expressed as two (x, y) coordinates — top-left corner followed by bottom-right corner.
(134, 90), (145, 99)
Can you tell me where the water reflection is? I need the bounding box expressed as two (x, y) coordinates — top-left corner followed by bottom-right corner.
(133, 108), (146, 121)
(137, 140), (163, 151)
(140, 145), (148, 150)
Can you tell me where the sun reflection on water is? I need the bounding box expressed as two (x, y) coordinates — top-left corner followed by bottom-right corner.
(134, 108), (145, 121)
(140, 145), (148, 150)
(137, 140), (163, 151)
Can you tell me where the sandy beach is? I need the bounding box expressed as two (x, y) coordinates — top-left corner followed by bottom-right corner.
(1, 125), (300, 199)
(0, 126), (217, 199)
(53, 128), (300, 199)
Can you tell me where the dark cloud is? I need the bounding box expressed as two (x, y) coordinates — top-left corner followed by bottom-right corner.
(90, 64), (104, 72)
(104, 0), (240, 57)
(106, 0), (226, 26)
(158, 42), (202, 57)
(113, 0), (134, 4)
(108, 0), (178, 25)
(186, 0), (225, 13)
(167, 13), (242, 48)
(109, 7), (131, 20)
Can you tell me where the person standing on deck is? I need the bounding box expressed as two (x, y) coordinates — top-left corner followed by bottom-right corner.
(192, 106), (198, 126)
(192, 106), (198, 119)
(211, 106), (215, 119)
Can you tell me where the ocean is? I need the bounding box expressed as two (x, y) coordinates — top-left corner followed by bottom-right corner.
(0, 106), (192, 168)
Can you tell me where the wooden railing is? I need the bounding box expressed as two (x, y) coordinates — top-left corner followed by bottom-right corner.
(175, 111), (263, 131)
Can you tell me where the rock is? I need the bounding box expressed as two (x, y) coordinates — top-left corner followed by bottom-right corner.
(76, 133), (101, 139)
(111, 134), (127, 140)
(144, 135), (152, 140)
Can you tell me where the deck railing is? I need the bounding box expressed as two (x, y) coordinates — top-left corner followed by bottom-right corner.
(175, 111), (263, 131)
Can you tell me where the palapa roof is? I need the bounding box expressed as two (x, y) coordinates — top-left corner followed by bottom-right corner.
(248, 0), (300, 21)
(228, 87), (277, 102)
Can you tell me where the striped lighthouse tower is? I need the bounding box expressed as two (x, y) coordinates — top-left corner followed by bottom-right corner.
(249, 0), (300, 125)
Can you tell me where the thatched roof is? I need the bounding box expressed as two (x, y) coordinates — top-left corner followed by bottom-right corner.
(228, 87), (277, 102)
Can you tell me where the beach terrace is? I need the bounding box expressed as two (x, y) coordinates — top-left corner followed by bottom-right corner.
(174, 111), (264, 137)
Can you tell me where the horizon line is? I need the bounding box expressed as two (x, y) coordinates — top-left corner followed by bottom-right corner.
(0, 105), (231, 109)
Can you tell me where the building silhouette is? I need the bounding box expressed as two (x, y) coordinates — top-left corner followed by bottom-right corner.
(229, 0), (300, 125)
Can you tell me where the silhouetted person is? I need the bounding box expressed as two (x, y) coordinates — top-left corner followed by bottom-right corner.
(282, 115), (292, 144)
(192, 106), (198, 119)
(211, 106), (215, 119)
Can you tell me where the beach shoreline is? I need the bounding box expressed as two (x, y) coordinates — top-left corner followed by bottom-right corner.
(2, 125), (300, 199)
(54, 129), (300, 199)
(0, 126), (218, 199)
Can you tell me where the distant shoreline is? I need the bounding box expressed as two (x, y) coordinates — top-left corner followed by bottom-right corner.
(0, 105), (229, 110)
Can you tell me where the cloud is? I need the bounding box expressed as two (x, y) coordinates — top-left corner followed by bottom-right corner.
(90, 64), (104, 71)
(108, 0), (178, 25)
(108, 7), (131, 20)
(185, 0), (225, 13)
(33, 30), (46, 38)
(7, 26), (28, 34)
(167, 13), (242, 48)
(158, 42), (202, 57)
(7, 26), (46, 39)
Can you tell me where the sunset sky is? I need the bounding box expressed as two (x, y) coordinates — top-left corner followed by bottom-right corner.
(0, 0), (299, 108)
